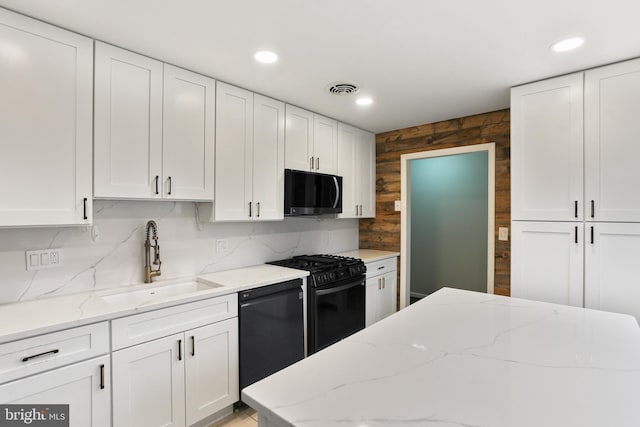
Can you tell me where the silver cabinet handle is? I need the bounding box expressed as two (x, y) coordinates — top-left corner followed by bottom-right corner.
(256, 202), (260, 218)
(382, 277), (386, 288)
(355, 204), (359, 216)
(191, 335), (195, 357)
(310, 156), (314, 171)
(316, 157), (320, 170)
(178, 339), (182, 361)
(249, 201), (252, 217)
(378, 278), (381, 290)
(167, 176), (172, 195)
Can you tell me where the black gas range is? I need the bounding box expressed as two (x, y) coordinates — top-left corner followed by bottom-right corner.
(268, 254), (367, 354)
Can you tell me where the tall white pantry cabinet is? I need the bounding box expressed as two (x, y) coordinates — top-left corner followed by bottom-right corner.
(511, 58), (640, 321)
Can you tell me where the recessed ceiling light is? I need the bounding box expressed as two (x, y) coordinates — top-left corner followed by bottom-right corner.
(254, 50), (278, 64)
(356, 97), (373, 106)
(551, 36), (585, 53)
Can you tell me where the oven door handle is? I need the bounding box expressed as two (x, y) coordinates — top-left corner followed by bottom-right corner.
(332, 176), (340, 209)
(315, 280), (363, 296)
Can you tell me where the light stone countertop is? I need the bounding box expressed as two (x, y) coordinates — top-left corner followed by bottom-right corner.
(242, 287), (640, 427)
(335, 249), (399, 263)
(0, 264), (308, 344)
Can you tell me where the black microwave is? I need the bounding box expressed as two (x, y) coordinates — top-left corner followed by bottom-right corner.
(284, 169), (342, 216)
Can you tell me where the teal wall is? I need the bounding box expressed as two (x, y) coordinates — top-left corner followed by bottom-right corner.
(409, 151), (488, 296)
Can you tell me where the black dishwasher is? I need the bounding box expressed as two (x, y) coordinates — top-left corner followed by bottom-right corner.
(238, 278), (304, 391)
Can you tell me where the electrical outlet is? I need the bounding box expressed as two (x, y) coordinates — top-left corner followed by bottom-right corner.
(498, 227), (509, 241)
(25, 249), (62, 271)
(394, 200), (401, 211)
(216, 239), (228, 253)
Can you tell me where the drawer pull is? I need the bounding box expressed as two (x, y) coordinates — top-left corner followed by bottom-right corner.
(22, 349), (59, 362)
(99, 364), (105, 390)
(377, 266), (385, 270)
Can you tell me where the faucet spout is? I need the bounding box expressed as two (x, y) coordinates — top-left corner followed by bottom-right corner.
(144, 220), (162, 283)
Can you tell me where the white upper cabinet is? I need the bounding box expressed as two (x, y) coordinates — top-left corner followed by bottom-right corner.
(585, 58), (640, 222)
(338, 123), (376, 218)
(313, 114), (338, 174)
(252, 94), (285, 220)
(94, 46), (214, 201)
(356, 129), (376, 218)
(285, 105), (338, 174)
(0, 8), (93, 226)
(162, 65), (215, 200)
(213, 83), (284, 221)
(285, 105), (314, 172)
(215, 82), (254, 220)
(510, 73), (584, 221)
(94, 42), (163, 199)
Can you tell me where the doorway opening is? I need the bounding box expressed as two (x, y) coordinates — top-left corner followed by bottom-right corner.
(399, 143), (495, 308)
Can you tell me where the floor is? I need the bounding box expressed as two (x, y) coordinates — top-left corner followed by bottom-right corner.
(208, 404), (258, 427)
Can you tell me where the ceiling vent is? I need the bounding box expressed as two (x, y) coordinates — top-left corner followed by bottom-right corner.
(327, 82), (360, 95)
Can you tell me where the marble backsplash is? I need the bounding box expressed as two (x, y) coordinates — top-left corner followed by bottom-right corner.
(0, 200), (358, 305)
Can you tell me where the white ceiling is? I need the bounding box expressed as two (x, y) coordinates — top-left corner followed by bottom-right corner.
(2, 0), (640, 133)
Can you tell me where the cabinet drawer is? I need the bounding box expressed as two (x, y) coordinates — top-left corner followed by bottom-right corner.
(0, 322), (109, 385)
(111, 294), (238, 350)
(365, 258), (397, 278)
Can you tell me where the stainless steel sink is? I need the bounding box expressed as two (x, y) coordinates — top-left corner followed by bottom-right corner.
(99, 280), (221, 306)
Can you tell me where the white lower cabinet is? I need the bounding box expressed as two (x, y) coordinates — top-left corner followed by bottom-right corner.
(112, 297), (239, 427)
(511, 221), (584, 307)
(512, 221), (640, 322)
(0, 355), (110, 427)
(365, 257), (398, 326)
(585, 222), (640, 321)
(112, 333), (185, 427)
(185, 319), (239, 425)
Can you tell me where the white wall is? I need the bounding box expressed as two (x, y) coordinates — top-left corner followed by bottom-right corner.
(0, 200), (358, 304)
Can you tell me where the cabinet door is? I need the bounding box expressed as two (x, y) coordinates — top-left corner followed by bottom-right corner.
(94, 42), (163, 199)
(313, 114), (338, 174)
(285, 105), (313, 171)
(0, 355), (110, 427)
(163, 64), (215, 201)
(510, 73), (584, 221)
(112, 334), (185, 427)
(337, 123), (358, 218)
(585, 58), (640, 222)
(357, 129), (376, 218)
(215, 82), (254, 220)
(185, 318), (239, 426)
(365, 276), (379, 327)
(0, 8), (93, 226)
(511, 221), (584, 307)
(378, 271), (397, 320)
(253, 95), (285, 220)
(585, 223), (640, 322)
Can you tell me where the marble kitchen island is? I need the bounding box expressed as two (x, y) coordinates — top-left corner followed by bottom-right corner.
(242, 287), (640, 427)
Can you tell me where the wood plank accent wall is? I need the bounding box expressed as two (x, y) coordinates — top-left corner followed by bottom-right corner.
(359, 109), (511, 297)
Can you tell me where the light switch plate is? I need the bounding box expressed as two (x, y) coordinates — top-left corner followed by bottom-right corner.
(26, 249), (62, 271)
(498, 227), (509, 241)
(394, 200), (401, 211)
